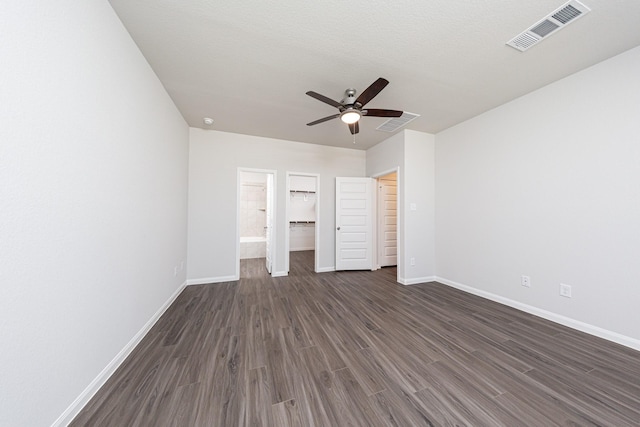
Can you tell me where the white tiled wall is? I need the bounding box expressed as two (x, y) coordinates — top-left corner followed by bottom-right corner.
(240, 181), (266, 238)
(240, 179), (267, 259)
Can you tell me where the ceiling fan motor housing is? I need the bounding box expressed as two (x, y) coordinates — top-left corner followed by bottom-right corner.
(342, 88), (357, 106)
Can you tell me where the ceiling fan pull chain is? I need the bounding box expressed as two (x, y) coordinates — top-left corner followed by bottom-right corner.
(353, 133), (356, 144)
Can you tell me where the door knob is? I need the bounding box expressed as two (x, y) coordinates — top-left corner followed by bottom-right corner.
(337, 227), (340, 231)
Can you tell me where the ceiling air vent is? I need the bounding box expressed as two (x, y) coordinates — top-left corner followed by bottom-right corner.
(506, 0), (590, 52)
(376, 112), (420, 132)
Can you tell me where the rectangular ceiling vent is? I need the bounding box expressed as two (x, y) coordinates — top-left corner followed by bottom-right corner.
(376, 112), (420, 132)
(506, 0), (590, 52)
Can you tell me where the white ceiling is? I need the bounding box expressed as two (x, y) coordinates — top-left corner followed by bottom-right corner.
(108, 0), (640, 150)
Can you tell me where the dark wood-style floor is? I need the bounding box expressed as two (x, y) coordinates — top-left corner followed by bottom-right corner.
(71, 251), (640, 426)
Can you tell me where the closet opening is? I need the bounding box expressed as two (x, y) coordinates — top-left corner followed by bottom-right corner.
(285, 172), (320, 275)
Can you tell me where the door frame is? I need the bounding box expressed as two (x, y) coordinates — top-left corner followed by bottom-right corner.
(236, 167), (277, 278)
(371, 167), (401, 283)
(285, 172), (320, 273)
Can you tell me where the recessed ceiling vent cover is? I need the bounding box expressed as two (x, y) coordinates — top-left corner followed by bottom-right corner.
(506, 0), (590, 52)
(376, 112), (420, 132)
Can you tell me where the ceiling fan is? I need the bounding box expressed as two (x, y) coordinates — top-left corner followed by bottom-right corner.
(306, 77), (403, 135)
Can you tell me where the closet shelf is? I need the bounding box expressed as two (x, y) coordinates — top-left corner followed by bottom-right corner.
(290, 190), (316, 194)
(289, 220), (315, 224)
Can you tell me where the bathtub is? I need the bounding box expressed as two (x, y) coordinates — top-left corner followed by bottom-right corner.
(240, 236), (266, 259)
(240, 236), (266, 243)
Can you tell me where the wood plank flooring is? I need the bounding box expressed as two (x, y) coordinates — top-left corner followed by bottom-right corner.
(71, 251), (640, 426)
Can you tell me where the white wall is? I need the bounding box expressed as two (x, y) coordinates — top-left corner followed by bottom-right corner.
(187, 129), (366, 280)
(367, 130), (436, 284)
(0, 2), (189, 426)
(435, 46), (640, 348)
(366, 131), (405, 181)
(404, 131), (436, 282)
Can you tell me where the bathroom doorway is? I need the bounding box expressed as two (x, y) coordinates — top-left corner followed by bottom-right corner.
(237, 168), (276, 278)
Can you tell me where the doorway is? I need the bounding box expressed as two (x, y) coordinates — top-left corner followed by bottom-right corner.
(371, 168), (400, 284)
(333, 171), (400, 280)
(376, 171), (398, 268)
(285, 172), (320, 274)
(237, 168), (276, 278)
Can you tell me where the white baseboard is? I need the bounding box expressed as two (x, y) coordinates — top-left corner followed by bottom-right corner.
(398, 275), (437, 286)
(316, 266), (336, 273)
(272, 270), (288, 277)
(435, 276), (640, 352)
(52, 281), (187, 427)
(187, 275), (238, 285)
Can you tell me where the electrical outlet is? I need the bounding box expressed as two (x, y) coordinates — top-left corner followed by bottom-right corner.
(174, 266), (178, 277)
(410, 257), (416, 266)
(560, 283), (572, 298)
(521, 275), (531, 288)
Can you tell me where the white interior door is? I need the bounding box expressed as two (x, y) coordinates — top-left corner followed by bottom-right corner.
(335, 177), (374, 270)
(265, 173), (273, 274)
(378, 174), (397, 267)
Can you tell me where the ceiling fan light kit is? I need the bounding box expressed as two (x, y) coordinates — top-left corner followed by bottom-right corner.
(340, 109), (361, 124)
(306, 77), (403, 136)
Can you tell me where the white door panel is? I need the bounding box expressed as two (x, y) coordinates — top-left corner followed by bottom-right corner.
(384, 247), (397, 256)
(336, 177), (374, 271)
(341, 199), (367, 210)
(341, 232), (367, 243)
(341, 182), (368, 193)
(341, 215), (367, 226)
(378, 175), (397, 267)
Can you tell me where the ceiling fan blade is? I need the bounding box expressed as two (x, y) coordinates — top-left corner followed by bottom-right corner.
(363, 109), (403, 117)
(355, 77), (389, 108)
(348, 121), (359, 135)
(306, 91), (342, 109)
(307, 114), (340, 126)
